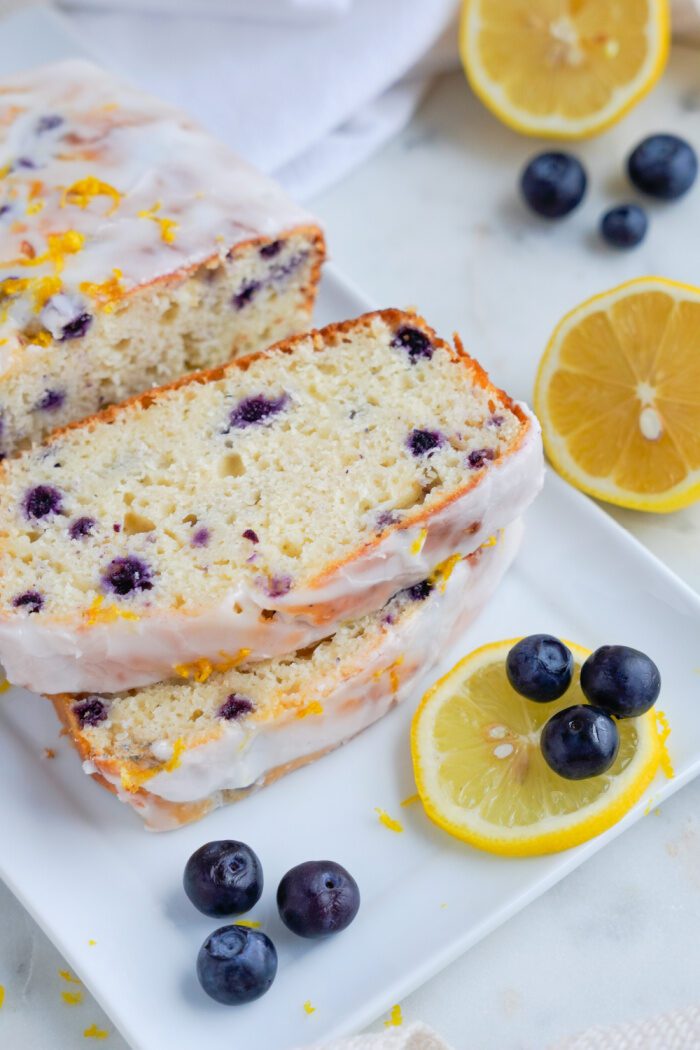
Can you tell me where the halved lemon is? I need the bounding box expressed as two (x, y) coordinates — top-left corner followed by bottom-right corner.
(535, 277), (700, 513)
(460, 0), (670, 139)
(411, 639), (667, 856)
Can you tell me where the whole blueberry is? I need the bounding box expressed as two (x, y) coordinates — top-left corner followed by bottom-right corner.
(541, 704), (619, 780)
(506, 635), (573, 703)
(627, 134), (698, 200)
(600, 204), (648, 249)
(184, 840), (263, 918)
(580, 645), (660, 718)
(277, 860), (360, 938)
(196, 925), (277, 1006)
(520, 152), (587, 219)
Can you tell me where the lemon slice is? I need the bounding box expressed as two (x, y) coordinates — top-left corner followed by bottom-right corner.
(535, 277), (700, 513)
(411, 639), (665, 856)
(460, 0), (669, 139)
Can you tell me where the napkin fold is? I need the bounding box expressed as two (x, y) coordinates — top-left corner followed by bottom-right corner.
(309, 1022), (453, 1050)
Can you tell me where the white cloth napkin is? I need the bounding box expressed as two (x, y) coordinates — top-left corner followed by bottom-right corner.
(307, 1022), (453, 1050)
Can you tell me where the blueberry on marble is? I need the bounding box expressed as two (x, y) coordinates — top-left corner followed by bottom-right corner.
(35, 114), (64, 134)
(102, 556), (153, 596)
(520, 152), (587, 218)
(277, 860), (360, 938)
(506, 634), (573, 703)
(541, 705), (619, 780)
(242, 529), (259, 543)
(185, 840), (263, 917)
(391, 325), (433, 363)
(407, 428), (444, 457)
(467, 448), (495, 469)
(191, 527), (210, 548)
(24, 484), (63, 519)
(232, 280), (260, 310)
(58, 312), (92, 341)
(600, 204), (648, 249)
(580, 645), (661, 719)
(69, 517), (97, 540)
(12, 590), (44, 614)
(259, 239), (283, 258)
(228, 394), (288, 430)
(73, 696), (109, 728)
(34, 389), (66, 412)
(218, 694), (255, 721)
(196, 926), (277, 1006)
(627, 134), (698, 200)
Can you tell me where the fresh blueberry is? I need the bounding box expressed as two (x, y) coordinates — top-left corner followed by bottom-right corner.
(407, 428), (443, 457)
(277, 860), (360, 938)
(196, 925), (277, 1006)
(259, 239), (283, 258)
(58, 312), (92, 341)
(402, 580), (433, 602)
(541, 704), (619, 780)
(580, 645), (660, 718)
(184, 840), (263, 918)
(627, 134), (698, 200)
(69, 516), (97, 540)
(102, 556), (153, 596)
(391, 326), (433, 363)
(218, 694), (255, 721)
(506, 634), (574, 703)
(600, 204), (648, 249)
(232, 280), (260, 310)
(467, 447), (495, 470)
(73, 697), (109, 728)
(228, 394), (288, 430)
(520, 152), (587, 218)
(24, 484), (63, 519)
(12, 590), (43, 614)
(34, 389), (66, 412)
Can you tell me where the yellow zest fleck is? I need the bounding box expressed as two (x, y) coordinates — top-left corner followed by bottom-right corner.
(303, 1000), (316, 1015)
(0, 985), (4, 1009)
(79, 268), (124, 313)
(62, 177), (121, 216)
(138, 200), (178, 244)
(59, 969), (81, 985)
(0, 276), (30, 297)
(656, 710), (674, 779)
(297, 701), (323, 719)
(480, 533), (498, 550)
(26, 199), (44, 216)
(410, 528), (428, 556)
(88, 940), (97, 947)
(84, 595), (140, 626)
(0, 163), (11, 179)
(27, 329), (52, 347)
(440, 902), (448, 909)
(101, 102), (119, 112)
(32, 274), (62, 309)
(0, 678), (10, 694)
(0, 339), (6, 347)
(44, 748), (56, 759)
(62, 990), (83, 1006)
(429, 553), (462, 592)
(235, 919), (261, 929)
(384, 1004), (403, 1027)
(120, 737), (185, 793)
(373, 655), (403, 693)
(375, 808), (404, 833)
(83, 1025), (109, 1040)
(174, 649), (251, 683)
(400, 793), (419, 808)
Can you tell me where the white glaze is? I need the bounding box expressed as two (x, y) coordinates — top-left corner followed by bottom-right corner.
(95, 520), (523, 830)
(0, 411), (543, 693)
(0, 59), (312, 366)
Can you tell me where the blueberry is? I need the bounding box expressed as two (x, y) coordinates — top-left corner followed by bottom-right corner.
(191, 527), (210, 548)
(259, 239), (283, 258)
(265, 574), (292, 598)
(506, 634), (573, 703)
(232, 281), (260, 310)
(228, 394), (288, 430)
(73, 697), (109, 728)
(184, 840), (263, 918)
(24, 484), (63, 519)
(102, 556), (153, 596)
(541, 704), (619, 780)
(58, 312), (92, 341)
(391, 326), (433, 363)
(600, 204), (648, 249)
(12, 590), (43, 614)
(520, 152), (587, 218)
(35, 114), (63, 134)
(34, 389), (66, 412)
(580, 645), (660, 718)
(242, 529), (259, 543)
(196, 926), (277, 1006)
(407, 428), (443, 457)
(218, 694), (255, 721)
(402, 580), (433, 602)
(277, 860), (360, 938)
(627, 134), (698, 200)
(467, 447), (495, 470)
(69, 516), (97, 539)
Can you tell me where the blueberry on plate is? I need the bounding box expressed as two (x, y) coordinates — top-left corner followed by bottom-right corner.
(541, 705), (619, 780)
(580, 645), (660, 719)
(196, 925), (277, 1005)
(506, 635), (573, 703)
(600, 204), (648, 249)
(184, 840), (263, 917)
(627, 133), (698, 200)
(520, 152), (587, 219)
(277, 860), (360, 938)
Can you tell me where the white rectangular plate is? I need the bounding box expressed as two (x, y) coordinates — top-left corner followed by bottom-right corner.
(2, 10), (700, 1050)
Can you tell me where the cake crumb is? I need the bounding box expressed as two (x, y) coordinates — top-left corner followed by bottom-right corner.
(44, 748), (56, 760)
(83, 1024), (109, 1040)
(303, 1000), (316, 1015)
(62, 990), (83, 1006)
(375, 808), (403, 833)
(400, 793), (419, 808)
(384, 1004), (403, 1027)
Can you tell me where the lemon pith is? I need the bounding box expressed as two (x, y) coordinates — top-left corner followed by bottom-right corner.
(535, 277), (700, 513)
(459, 0), (670, 140)
(411, 639), (664, 857)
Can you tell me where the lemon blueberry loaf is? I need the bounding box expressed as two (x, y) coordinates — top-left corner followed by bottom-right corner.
(0, 309), (543, 695)
(50, 523), (522, 830)
(0, 59), (324, 456)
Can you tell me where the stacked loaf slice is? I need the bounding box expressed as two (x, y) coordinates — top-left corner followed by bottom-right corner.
(0, 309), (542, 696)
(0, 59), (324, 456)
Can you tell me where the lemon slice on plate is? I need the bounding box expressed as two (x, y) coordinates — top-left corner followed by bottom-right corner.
(535, 277), (700, 513)
(411, 639), (666, 857)
(459, 0), (669, 139)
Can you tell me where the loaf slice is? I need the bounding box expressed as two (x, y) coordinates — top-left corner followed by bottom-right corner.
(50, 524), (522, 830)
(0, 59), (324, 456)
(0, 308), (543, 695)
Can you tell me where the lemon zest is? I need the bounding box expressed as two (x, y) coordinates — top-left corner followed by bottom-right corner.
(59, 969), (81, 985)
(297, 701), (324, 719)
(384, 1004), (403, 1027)
(410, 528), (427, 556)
(27, 330), (52, 347)
(429, 553), (462, 592)
(31, 274), (62, 309)
(235, 919), (261, 929)
(138, 200), (178, 244)
(83, 1025), (109, 1040)
(174, 649), (251, 683)
(26, 199), (44, 216)
(62, 177), (122, 216)
(303, 1000), (316, 1015)
(656, 709), (674, 779)
(0, 985), (4, 1008)
(79, 268), (124, 313)
(62, 990), (83, 1006)
(120, 737), (186, 793)
(0, 277), (30, 297)
(84, 595), (140, 626)
(0, 679), (10, 694)
(375, 807), (404, 833)
(6, 230), (85, 272)
(480, 534), (498, 549)
(400, 793), (419, 807)
(373, 655), (404, 693)
(88, 939), (97, 947)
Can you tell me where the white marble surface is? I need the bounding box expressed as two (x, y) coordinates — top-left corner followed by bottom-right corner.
(2, 47), (700, 1050)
